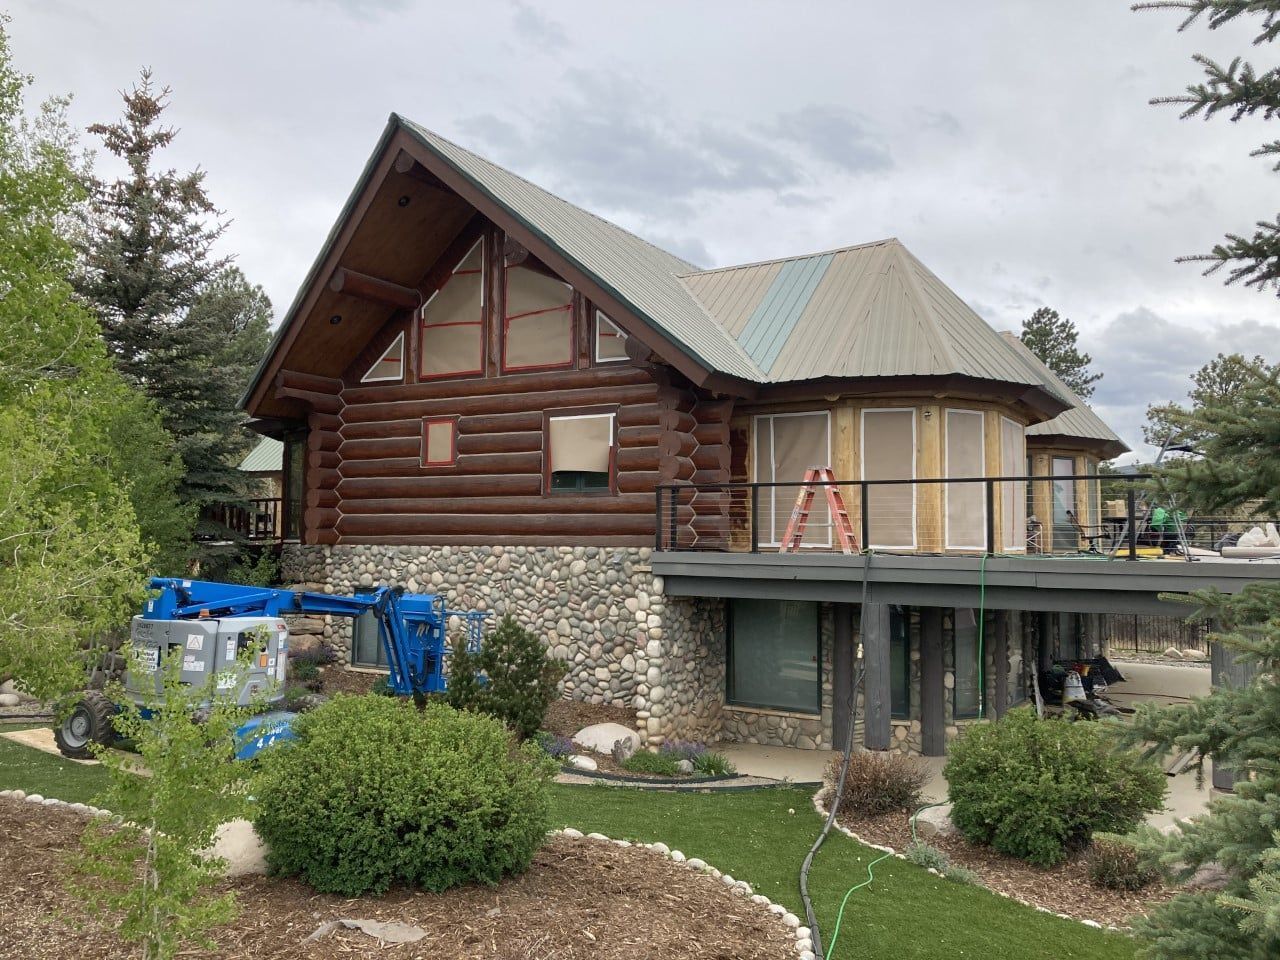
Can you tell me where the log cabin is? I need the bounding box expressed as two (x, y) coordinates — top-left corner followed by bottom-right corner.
(243, 114), (1141, 755)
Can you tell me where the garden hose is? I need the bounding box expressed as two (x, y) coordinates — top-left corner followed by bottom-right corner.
(977, 553), (987, 720)
(799, 549), (872, 958)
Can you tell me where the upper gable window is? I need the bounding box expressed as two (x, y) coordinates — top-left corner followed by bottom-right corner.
(360, 331), (405, 383)
(594, 311), (628, 363)
(420, 241), (483, 379)
(502, 263), (573, 372)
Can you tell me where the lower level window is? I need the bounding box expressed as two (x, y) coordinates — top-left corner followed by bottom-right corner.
(549, 470), (610, 491)
(728, 599), (819, 713)
(954, 608), (981, 718)
(890, 607), (909, 720)
(351, 610), (387, 670)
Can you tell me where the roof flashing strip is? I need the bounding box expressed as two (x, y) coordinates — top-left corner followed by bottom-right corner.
(736, 253), (835, 373)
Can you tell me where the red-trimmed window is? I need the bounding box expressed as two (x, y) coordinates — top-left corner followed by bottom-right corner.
(421, 417), (458, 467)
(594, 311), (628, 363)
(503, 263), (573, 372)
(421, 241), (483, 379)
(361, 331), (405, 383)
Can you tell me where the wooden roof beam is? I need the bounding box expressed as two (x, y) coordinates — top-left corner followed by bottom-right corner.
(328, 267), (421, 311)
(393, 150), (452, 192)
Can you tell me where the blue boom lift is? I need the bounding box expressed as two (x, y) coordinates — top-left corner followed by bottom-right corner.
(54, 578), (487, 761)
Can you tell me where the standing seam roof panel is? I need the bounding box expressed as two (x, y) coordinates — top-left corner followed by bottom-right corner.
(738, 254), (834, 372)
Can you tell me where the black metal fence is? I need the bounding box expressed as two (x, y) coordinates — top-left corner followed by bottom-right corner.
(1102, 613), (1211, 655)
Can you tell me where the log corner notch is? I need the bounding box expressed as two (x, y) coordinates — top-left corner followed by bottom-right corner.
(274, 369), (344, 416)
(393, 149), (452, 192)
(328, 267), (422, 312)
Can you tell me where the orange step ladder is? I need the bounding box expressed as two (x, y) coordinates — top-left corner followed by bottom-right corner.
(779, 467), (859, 554)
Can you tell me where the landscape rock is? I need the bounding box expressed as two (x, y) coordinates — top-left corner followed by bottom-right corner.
(1180, 648), (1208, 662)
(676, 759), (694, 774)
(307, 919), (427, 945)
(204, 819), (269, 877)
(567, 754), (598, 772)
(610, 737), (637, 763)
(914, 804), (957, 839)
(573, 723), (641, 756)
(1163, 647), (1183, 660)
(0, 693), (21, 707)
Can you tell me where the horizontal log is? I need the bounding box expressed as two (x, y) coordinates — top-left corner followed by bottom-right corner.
(340, 365), (653, 406)
(337, 474), (543, 500)
(655, 382), (697, 413)
(457, 431), (542, 456)
(339, 494), (660, 515)
(692, 420), (729, 447)
(309, 528), (340, 546)
(329, 267), (420, 311)
(339, 535), (655, 547)
(617, 403), (661, 429)
(307, 449), (341, 470)
(336, 512), (656, 539)
(341, 383), (658, 424)
(341, 417), (424, 441)
(657, 409), (696, 434)
(692, 514), (730, 538)
(276, 384), (343, 416)
(690, 491), (730, 512)
(306, 488), (340, 509)
(659, 455), (695, 483)
(306, 467), (340, 490)
(617, 424), (661, 447)
(691, 444), (730, 471)
(307, 430), (341, 453)
(691, 469), (730, 486)
(615, 446), (660, 473)
(340, 451), (542, 480)
(339, 436), (420, 461)
(310, 412), (343, 433)
(279, 369), (343, 394)
(658, 431), (696, 459)
(304, 507), (340, 530)
(618, 471), (661, 495)
(458, 411), (545, 434)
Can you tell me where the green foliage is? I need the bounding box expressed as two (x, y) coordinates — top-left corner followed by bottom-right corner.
(0, 15), (171, 700)
(621, 749), (681, 776)
(215, 547), (280, 587)
(905, 841), (950, 872)
(1087, 834), (1158, 891)
(1019, 306), (1102, 398)
(692, 751), (737, 777)
(445, 615), (565, 740)
(1136, 0), (1280, 294)
(823, 750), (928, 818)
(944, 709), (1165, 867)
(69, 634), (267, 960)
(1143, 352), (1271, 450)
(252, 695), (554, 896)
(943, 864), (979, 885)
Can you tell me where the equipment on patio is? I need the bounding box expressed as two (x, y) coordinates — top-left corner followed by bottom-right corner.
(779, 467), (859, 554)
(54, 578), (487, 761)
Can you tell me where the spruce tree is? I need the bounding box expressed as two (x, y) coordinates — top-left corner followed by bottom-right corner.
(1019, 306), (1103, 397)
(1143, 352), (1272, 450)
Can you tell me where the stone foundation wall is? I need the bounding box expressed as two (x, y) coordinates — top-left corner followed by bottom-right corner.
(280, 543), (724, 747)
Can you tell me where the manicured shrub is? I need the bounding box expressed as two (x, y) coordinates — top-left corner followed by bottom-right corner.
(944, 708), (1165, 867)
(621, 749), (681, 776)
(445, 615), (565, 740)
(692, 751), (737, 777)
(905, 841), (950, 872)
(943, 865), (978, 885)
(252, 695), (555, 896)
(1087, 834), (1159, 891)
(824, 751), (928, 818)
(660, 740), (708, 762)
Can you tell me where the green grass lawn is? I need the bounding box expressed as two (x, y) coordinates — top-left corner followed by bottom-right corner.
(0, 726), (1137, 960)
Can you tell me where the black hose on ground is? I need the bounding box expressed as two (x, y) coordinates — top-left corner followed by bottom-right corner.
(798, 549), (872, 959)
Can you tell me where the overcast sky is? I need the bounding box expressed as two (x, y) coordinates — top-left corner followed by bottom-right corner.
(10, 0), (1279, 460)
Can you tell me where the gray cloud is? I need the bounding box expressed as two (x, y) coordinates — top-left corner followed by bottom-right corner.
(771, 105), (893, 173)
(510, 1), (569, 50)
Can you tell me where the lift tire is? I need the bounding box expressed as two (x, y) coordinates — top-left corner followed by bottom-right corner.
(54, 691), (116, 760)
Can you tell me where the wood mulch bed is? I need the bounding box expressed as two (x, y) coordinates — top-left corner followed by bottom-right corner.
(834, 803), (1174, 928)
(542, 699), (635, 740)
(314, 666), (381, 697)
(0, 798), (792, 959)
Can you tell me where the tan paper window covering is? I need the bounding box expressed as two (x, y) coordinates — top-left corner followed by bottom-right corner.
(504, 265), (572, 370)
(421, 243), (482, 377)
(422, 322), (481, 377)
(945, 410), (986, 549)
(862, 409), (915, 548)
(362, 332), (404, 382)
(549, 414), (613, 474)
(506, 264), (572, 319)
(1000, 417), (1027, 550)
(755, 412), (830, 545)
(423, 420), (455, 465)
(595, 312), (628, 362)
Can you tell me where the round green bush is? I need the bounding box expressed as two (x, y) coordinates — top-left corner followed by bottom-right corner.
(943, 708), (1165, 867)
(252, 695), (555, 895)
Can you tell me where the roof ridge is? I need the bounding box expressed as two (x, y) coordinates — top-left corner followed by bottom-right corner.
(679, 237), (899, 278)
(397, 117), (702, 272)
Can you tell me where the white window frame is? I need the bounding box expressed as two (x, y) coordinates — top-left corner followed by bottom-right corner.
(944, 408), (987, 551)
(1000, 415), (1027, 552)
(594, 310), (628, 364)
(753, 410), (832, 548)
(419, 239), (485, 379)
(359, 331), (406, 384)
(546, 411), (617, 492)
(860, 407), (917, 550)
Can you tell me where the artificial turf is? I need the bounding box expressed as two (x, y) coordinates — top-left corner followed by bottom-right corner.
(0, 727), (1138, 960)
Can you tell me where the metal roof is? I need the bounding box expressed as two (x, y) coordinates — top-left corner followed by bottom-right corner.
(238, 436), (282, 472)
(998, 332), (1129, 456)
(679, 239), (1066, 392)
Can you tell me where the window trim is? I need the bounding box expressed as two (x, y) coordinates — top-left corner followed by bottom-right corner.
(419, 239), (485, 382)
(1000, 415), (1027, 553)
(594, 310), (629, 364)
(281, 428), (306, 543)
(944, 408), (987, 551)
(953, 609), (982, 720)
(543, 407), (618, 496)
(890, 607), (910, 721)
(421, 416), (459, 468)
(501, 264), (575, 374)
(360, 331), (405, 384)
(725, 598), (822, 715)
(860, 407), (918, 550)
(752, 410), (833, 547)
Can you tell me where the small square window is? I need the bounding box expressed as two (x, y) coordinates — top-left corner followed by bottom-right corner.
(546, 412), (615, 493)
(595, 311), (628, 363)
(422, 417), (457, 467)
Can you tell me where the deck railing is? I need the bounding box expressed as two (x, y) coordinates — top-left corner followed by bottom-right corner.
(654, 473), (1188, 557)
(202, 498), (283, 542)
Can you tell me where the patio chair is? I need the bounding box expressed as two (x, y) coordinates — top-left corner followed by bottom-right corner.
(1026, 516), (1044, 553)
(1067, 510), (1110, 554)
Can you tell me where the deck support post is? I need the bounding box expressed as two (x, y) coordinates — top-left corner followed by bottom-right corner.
(921, 606), (946, 756)
(862, 602), (892, 751)
(1211, 619), (1254, 792)
(833, 603), (856, 749)
(992, 609), (1009, 719)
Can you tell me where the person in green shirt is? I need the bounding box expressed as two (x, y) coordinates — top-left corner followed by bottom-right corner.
(1149, 505), (1186, 550)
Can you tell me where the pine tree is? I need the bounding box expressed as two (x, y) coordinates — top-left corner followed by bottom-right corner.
(1019, 306), (1103, 398)
(1135, 1), (1280, 293)
(1143, 352), (1272, 450)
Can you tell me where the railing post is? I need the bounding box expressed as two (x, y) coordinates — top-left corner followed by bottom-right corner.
(654, 487), (663, 550)
(985, 479), (996, 555)
(668, 487), (679, 551)
(750, 485), (760, 554)
(860, 481), (871, 550)
(1126, 485), (1138, 561)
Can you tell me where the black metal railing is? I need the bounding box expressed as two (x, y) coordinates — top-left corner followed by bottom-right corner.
(202, 498), (283, 542)
(655, 473), (1173, 557)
